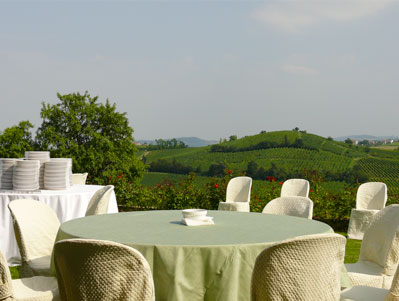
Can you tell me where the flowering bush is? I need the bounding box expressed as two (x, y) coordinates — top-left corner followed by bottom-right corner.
(111, 171), (233, 211)
(109, 171), (397, 230)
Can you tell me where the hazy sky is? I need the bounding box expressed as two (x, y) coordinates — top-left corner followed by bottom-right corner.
(1, 1), (398, 140)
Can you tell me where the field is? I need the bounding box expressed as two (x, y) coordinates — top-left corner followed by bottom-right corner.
(140, 131), (399, 195)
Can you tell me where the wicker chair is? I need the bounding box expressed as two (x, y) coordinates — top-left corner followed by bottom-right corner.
(347, 182), (388, 240)
(262, 196), (313, 219)
(346, 204), (399, 289)
(85, 185), (114, 216)
(280, 179), (310, 198)
(72, 173), (88, 185)
(218, 176), (252, 212)
(341, 263), (399, 300)
(251, 233), (346, 300)
(8, 199), (60, 277)
(54, 239), (155, 301)
(0, 249), (59, 300)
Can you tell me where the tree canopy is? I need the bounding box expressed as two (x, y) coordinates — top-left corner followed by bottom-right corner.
(0, 121), (33, 158)
(35, 92), (144, 183)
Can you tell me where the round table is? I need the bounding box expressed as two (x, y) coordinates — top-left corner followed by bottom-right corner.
(54, 210), (344, 301)
(0, 184), (118, 264)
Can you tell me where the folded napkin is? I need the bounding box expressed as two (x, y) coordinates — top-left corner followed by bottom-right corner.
(181, 216), (214, 226)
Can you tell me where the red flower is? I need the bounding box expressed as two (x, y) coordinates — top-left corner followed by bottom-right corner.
(108, 176), (112, 180)
(271, 177), (276, 182)
(279, 181), (283, 185)
(148, 186), (151, 190)
(214, 184), (219, 188)
(310, 189), (313, 193)
(266, 176), (271, 180)
(118, 175), (121, 179)
(227, 170), (232, 174)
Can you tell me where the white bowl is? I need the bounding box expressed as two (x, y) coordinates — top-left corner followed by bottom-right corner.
(182, 209), (207, 219)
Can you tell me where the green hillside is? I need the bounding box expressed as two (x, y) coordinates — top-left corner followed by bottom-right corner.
(141, 131), (399, 195)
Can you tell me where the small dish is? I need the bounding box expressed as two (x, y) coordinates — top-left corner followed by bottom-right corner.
(182, 209), (207, 219)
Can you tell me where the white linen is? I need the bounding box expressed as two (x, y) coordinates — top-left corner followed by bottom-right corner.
(0, 184), (118, 264)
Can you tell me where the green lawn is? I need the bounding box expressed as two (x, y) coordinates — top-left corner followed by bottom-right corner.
(8, 232), (361, 279)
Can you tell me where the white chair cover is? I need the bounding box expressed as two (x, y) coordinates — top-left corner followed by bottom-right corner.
(85, 185), (114, 216)
(218, 176), (252, 212)
(262, 196), (313, 219)
(251, 233), (346, 301)
(54, 238), (155, 301)
(0, 249), (59, 301)
(72, 173), (88, 185)
(8, 199), (60, 277)
(348, 182), (388, 240)
(280, 179), (310, 198)
(341, 261), (399, 300)
(346, 204), (399, 289)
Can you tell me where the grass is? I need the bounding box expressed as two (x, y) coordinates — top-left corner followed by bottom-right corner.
(8, 232), (362, 279)
(9, 265), (20, 279)
(337, 232), (362, 264)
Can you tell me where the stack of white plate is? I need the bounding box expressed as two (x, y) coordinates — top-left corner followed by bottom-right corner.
(25, 151), (50, 189)
(44, 159), (71, 190)
(48, 158), (73, 186)
(0, 159), (21, 189)
(13, 160), (40, 191)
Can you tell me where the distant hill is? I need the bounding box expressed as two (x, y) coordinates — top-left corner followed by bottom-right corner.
(141, 130), (399, 195)
(335, 135), (399, 141)
(137, 137), (218, 147)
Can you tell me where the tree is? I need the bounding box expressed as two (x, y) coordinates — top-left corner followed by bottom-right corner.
(35, 92), (145, 183)
(229, 135), (237, 141)
(344, 138), (353, 147)
(246, 161), (258, 177)
(0, 121), (34, 158)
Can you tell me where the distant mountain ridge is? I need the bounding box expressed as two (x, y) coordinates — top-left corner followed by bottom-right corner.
(137, 137), (218, 147)
(335, 135), (399, 141)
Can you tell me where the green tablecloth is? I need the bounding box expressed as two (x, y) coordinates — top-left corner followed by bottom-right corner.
(53, 210), (349, 300)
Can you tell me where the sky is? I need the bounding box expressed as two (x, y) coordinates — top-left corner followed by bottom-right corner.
(0, 0), (398, 141)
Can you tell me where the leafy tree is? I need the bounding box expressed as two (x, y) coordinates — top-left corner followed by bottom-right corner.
(229, 135), (237, 141)
(208, 162), (226, 177)
(0, 121), (34, 158)
(35, 92), (145, 183)
(246, 161), (258, 178)
(344, 138), (353, 146)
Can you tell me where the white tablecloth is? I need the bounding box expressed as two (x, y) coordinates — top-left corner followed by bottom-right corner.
(0, 184), (118, 264)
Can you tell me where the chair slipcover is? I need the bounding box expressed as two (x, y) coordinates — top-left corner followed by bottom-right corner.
(54, 239), (155, 301)
(218, 176), (252, 212)
(346, 204), (399, 289)
(341, 262), (399, 300)
(71, 173), (88, 185)
(280, 179), (310, 198)
(262, 196), (314, 219)
(251, 233), (346, 301)
(8, 199), (60, 277)
(85, 185), (114, 216)
(348, 182), (388, 240)
(0, 250), (59, 301)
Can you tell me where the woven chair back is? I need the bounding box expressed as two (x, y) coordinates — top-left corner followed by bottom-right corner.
(0, 250), (13, 300)
(8, 199), (60, 262)
(72, 173), (88, 185)
(226, 176), (252, 203)
(281, 179), (310, 198)
(251, 233), (346, 301)
(85, 185), (114, 216)
(360, 205), (399, 275)
(356, 182), (387, 210)
(54, 239), (155, 301)
(262, 197), (313, 219)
